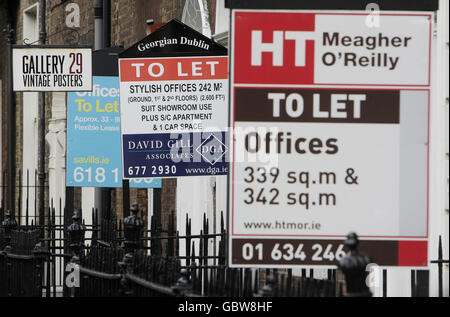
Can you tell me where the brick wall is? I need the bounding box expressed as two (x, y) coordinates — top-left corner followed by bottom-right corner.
(47, 0), (95, 46)
(46, 0), (96, 213)
(0, 3), (10, 185)
(206, 0), (217, 35)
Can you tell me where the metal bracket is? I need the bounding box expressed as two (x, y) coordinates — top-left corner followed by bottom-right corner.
(22, 27), (80, 46)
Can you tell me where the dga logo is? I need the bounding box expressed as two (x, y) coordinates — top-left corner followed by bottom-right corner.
(196, 134), (228, 165)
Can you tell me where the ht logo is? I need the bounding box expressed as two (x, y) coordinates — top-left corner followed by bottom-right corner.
(251, 30), (315, 67)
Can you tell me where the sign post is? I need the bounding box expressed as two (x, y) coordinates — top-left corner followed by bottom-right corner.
(228, 8), (433, 268)
(11, 44), (92, 226)
(118, 19), (229, 180)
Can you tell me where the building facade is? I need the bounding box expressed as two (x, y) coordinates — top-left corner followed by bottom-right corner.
(0, 0), (227, 224)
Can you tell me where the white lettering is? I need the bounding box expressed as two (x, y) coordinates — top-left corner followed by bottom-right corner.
(284, 31), (315, 67)
(148, 63), (164, 77)
(131, 63), (145, 78)
(251, 30), (284, 66)
(268, 93), (286, 117)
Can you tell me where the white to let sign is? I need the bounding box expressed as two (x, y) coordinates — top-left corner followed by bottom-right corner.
(119, 56), (229, 178)
(12, 47), (92, 91)
(119, 57), (228, 135)
(229, 10), (433, 268)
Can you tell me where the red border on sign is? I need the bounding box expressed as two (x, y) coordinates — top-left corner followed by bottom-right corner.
(119, 56), (228, 82)
(232, 12), (433, 87)
(230, 86), (430, 240)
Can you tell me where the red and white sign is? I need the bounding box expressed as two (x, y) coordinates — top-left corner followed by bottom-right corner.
(119, 55), (229, 179)
(119, 56), (228, 135)
(120, 57), (228, 82)
(233, 11), (432, 86)
(229, 10), (432, 268)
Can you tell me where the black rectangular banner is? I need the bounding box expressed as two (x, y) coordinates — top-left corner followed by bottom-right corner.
(235, 88), (400, 124)
(232, 238), (400, 266)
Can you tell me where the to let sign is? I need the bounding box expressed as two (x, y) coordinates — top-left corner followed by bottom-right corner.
(229, 10), (432, 268)
(233, 12), (431, 86)
(118, 19), (229, 179)
(13, 47), (92, 92)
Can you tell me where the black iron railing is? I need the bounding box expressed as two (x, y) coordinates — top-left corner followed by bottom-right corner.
(0, 172), (447, 297)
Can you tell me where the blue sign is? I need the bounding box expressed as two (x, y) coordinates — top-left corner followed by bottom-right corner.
(122, 131), (229, 178)
(118, 21), (229, 178)
(67, 76), (161, 188)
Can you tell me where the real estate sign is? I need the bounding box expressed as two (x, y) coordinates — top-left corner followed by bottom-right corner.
(118, 20), (229, 179)
(229, 10), (433, 267)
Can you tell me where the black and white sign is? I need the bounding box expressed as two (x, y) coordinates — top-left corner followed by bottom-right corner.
(228, 9), (433, 268)
(13, 47), (92, 92)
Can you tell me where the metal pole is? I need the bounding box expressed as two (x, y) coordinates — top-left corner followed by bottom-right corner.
(101, 0), (113, 219)
(437, 236), (443, 297)
(6, 25), (15, 217)
(94, 0), (110, 225)
(38, 0), (46, 226)
(94, 0), (104, 50)
(103, 0), (111, 48)
(152, 188), (161, 256)
(122, 180), (130, 218)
